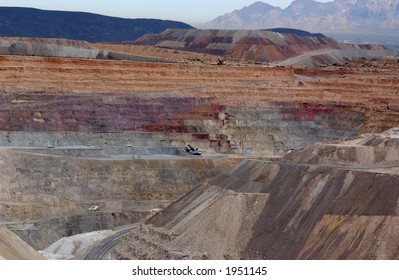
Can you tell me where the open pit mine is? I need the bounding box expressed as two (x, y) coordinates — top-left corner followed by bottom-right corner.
(0, 31), (398, 260)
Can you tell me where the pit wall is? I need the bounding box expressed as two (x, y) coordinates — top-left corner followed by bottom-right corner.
(0, 149), (240, 249)
(0, 96), (365, 155)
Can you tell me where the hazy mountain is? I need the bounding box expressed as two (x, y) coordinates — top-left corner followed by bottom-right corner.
(203, 0), (399, 44)
(0, 7), (193, 43)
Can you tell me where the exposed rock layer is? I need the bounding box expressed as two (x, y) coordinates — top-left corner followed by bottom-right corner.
(0, 51), (398, 254)
(1, 55), (398, 154)
(0, 147), (239, 249)
(134, 29), (340, 63)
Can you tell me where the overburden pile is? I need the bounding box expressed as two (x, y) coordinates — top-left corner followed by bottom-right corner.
(111, 129), (399, 260)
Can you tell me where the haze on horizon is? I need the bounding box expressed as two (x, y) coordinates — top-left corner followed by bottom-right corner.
(0, 0), (333, 24)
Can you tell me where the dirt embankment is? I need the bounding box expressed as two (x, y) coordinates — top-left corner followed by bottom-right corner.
(0, 37), (96, 49)
(111, 129), (399, 260)
(94, 43), (221, 64)
(0, 226), (45, 259)
(0, 37), (100, 59)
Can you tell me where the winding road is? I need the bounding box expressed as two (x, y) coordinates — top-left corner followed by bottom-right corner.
(85, 225), (136, 260)
(270, 48), (343, 67)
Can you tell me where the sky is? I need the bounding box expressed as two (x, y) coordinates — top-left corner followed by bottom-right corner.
(0, 0), (333, 24)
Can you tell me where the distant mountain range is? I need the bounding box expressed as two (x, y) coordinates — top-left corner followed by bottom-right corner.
(203, 0), (399, 45)
(0, 7), (193, 43)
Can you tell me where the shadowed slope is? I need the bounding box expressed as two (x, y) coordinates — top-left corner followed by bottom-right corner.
(0, 7), (193, 42)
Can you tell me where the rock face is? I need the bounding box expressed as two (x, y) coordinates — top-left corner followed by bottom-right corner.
(1, 148), (239, 250)
(111, 128), (399, 260)
(0, 55), (398, 154)
(203, 0), (399, 45)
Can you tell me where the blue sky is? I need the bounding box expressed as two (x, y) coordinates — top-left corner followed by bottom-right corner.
(0, 0), (333, 24)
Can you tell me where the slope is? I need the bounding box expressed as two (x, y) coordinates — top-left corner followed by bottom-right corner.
(134, 28), (340, 63)
(0, 226), (45, 259)
(0, 7), (193, 43)
(111, 128), (399, 260)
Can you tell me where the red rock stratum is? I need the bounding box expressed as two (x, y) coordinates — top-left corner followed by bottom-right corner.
(1, 55), (398, 154)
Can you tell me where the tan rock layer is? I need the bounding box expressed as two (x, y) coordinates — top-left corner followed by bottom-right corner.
(0, 55), (398, 153)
